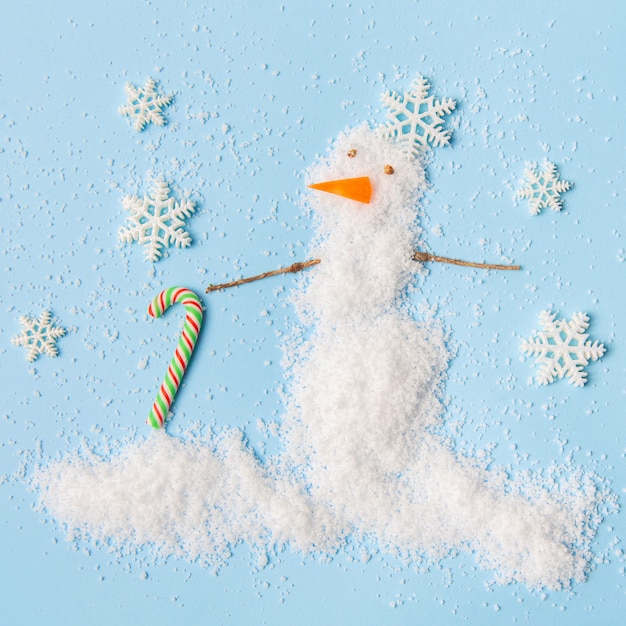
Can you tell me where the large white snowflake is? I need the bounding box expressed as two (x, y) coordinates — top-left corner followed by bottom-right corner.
(119, 78), (174, 132)
(381, 76), (456, 157)
(12, 311), (66, 363)
(517, 160), (572, 215)
(118, 179), (196, 262)
(521, 310), (606, 387)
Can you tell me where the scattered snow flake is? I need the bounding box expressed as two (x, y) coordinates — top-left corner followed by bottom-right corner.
(118, 179), (196, 262)
(381, 76), (456, 156)
(516, 160), (572, 215)
(119, 78), (174, 132)
(12, 311), (66, 362)
(521, 310), (606, 387)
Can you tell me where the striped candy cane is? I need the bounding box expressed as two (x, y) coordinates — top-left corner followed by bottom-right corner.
(146, 286), (204, 428)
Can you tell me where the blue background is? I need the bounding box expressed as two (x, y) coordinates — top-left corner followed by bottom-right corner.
(1, 1), (624, 624)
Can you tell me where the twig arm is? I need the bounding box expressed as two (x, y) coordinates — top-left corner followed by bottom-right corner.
(206, 259), (321, 293)
(413, 252), (520, 271)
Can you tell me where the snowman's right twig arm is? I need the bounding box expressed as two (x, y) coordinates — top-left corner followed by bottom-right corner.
(206, 253), (519, 293)
(206, 259), (321, 293)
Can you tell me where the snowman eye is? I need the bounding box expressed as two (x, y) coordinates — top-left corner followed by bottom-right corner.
(384, 164), (395, 175)
(347, 149), (357, 158)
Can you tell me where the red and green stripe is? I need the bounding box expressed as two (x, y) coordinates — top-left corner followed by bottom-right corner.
(147, 286), (203, 428)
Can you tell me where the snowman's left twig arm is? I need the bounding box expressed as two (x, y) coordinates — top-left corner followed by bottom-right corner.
(412, 252), (520, 271)
(206, 253), (519, 293)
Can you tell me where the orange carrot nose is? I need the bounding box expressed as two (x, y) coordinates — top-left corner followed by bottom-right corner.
(308, 176), (372, 204)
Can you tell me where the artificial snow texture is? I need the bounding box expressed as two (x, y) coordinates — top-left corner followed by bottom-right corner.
(381, 76), (456, 157)
(521, 310), (606, 387)
(119, 77), (174, 132)
(517, 160), (572, 215)
(33, 123), (612, 592)
(118, 179), (196, 262)
(12, 311), (66, 362)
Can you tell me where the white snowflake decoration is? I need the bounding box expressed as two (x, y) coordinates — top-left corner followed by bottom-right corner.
(119, 78), (174, 132)
(521, 310), (606, 387)
(517, 160), (572, 215)
(118, 179), (196, 262)
(381, 76), (456, 157)
(12, 311), (66, 363)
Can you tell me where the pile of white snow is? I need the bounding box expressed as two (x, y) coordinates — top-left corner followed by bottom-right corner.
(32, 125), (613, 590)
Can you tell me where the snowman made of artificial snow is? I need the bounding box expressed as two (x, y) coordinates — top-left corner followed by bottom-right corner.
(276, 78), (595, 590)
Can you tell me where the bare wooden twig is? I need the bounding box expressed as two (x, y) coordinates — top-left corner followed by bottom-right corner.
(206, 253), (519, 293)
(412, 251), (521, 271)
(206, 260), (321, 293)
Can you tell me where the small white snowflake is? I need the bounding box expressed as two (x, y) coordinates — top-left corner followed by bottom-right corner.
(521, 310), (606, 387)
(381, 76), (456, 156)
(12, 311), (66, 362)
(119, 78), (174, 132)
(118, 179), (196, 262)
(517, 160), (572, 215)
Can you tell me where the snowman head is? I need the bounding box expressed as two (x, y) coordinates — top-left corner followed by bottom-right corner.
(306, 123), (427, 226)
(300, 123), (429, 320)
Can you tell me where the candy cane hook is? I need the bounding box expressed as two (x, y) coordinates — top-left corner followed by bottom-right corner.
(146, 286), (204, 428)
